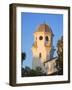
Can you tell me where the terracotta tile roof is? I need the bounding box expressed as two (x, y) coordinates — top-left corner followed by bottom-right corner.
(44, 57), (58, 63)
(35, 24), (54, 36)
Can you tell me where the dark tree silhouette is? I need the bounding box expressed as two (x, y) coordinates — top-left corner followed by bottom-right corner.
(21, 52), (26, 68)
(21, 66), (47, 77)
(22, 52), (26, 60)
(56, 36), (63, 75)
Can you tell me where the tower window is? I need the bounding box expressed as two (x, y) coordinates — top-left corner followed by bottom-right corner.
(39, 36), (43, 40)
(39, 53), (41, 59)
(45, 36), (49, 41)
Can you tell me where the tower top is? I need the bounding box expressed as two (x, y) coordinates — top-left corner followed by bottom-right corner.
(34, 24), (54, 36)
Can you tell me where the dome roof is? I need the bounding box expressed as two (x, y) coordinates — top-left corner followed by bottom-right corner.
(35, 24), (54, 35)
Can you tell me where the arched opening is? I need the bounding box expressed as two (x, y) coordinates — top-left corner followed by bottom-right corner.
(39, 36), (43, 40)
(39, 53), (41, 59)
(45, 36), (49, 41)
(45, 36), (49, 45)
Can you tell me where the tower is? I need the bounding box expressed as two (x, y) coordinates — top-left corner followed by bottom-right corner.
(31, 24), (55, 71)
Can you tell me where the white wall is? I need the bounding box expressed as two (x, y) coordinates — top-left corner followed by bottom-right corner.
(0, 0), (72, 90)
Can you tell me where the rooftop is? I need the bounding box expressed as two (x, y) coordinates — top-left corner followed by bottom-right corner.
(34, 24), (54, 36)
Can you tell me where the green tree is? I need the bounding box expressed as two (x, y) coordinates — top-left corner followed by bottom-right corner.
(35, 67), (46, 76)
(21, 66), (47, 77)
(21, 52), (26, 67)
(56, 36), (63, 75)
(30, 69), (37, 76)
(22, 66), (31, 77)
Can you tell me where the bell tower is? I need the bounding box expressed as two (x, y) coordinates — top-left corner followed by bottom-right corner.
(32, 24), (54, 70)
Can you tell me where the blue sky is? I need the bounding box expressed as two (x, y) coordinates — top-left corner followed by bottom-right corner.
(21, 12), (63, 68)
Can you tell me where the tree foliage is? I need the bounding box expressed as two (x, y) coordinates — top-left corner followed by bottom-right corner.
(21, 66), (46, 77)
(21, 52), (26, 67)
(56, 36), (63, 75)
(22, 52), (26, 61)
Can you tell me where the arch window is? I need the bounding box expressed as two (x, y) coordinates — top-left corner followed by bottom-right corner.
(39, 53), (41, 59)
(45, 36), (49, 41)
(39, 36), (43, 40)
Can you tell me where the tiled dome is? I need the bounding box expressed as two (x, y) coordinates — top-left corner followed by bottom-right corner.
(35, 24), (54, 36)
